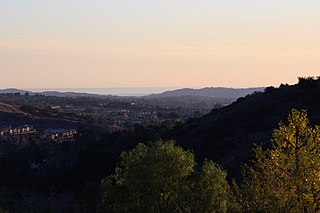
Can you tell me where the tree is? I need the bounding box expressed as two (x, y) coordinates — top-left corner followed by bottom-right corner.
(185, 160), (230, 212)
(101, 140), (231, 212)
(240, 109), (320, 212)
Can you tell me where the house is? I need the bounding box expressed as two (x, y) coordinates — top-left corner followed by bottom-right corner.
(43, 128), (77, 142)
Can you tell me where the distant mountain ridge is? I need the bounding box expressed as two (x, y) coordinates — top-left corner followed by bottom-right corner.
(147, 87), (265, 99)
(0, 88), (28, 94)
(0, 87), (265, 99)
(0, 89), (113, 98)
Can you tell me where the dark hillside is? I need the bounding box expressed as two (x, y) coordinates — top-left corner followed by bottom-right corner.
(171, 78), (320, 178)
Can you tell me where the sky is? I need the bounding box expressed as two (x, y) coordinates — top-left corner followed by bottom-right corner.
(0, 0), (319, 89)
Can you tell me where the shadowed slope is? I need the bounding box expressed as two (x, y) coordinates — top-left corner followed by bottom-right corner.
(171, 78), (320, 178)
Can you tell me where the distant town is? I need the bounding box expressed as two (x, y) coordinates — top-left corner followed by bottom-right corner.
(0, 124), (77, 144)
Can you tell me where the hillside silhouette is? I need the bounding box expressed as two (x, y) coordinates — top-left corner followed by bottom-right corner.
(170, 77), (320, 177)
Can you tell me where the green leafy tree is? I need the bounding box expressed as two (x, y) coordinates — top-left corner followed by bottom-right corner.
(240, 109), (320, 212)
(101, 140), (231, 212)
(184, 160), (230, 212)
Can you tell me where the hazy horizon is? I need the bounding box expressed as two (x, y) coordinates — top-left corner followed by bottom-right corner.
(0, 86), (268, 97)
(1, 1), (319, 88)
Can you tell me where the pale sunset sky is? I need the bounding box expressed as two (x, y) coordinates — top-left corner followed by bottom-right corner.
(0, 0), (319, 88)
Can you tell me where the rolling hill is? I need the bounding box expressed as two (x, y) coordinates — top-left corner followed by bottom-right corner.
(0, 101), (86, 130)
